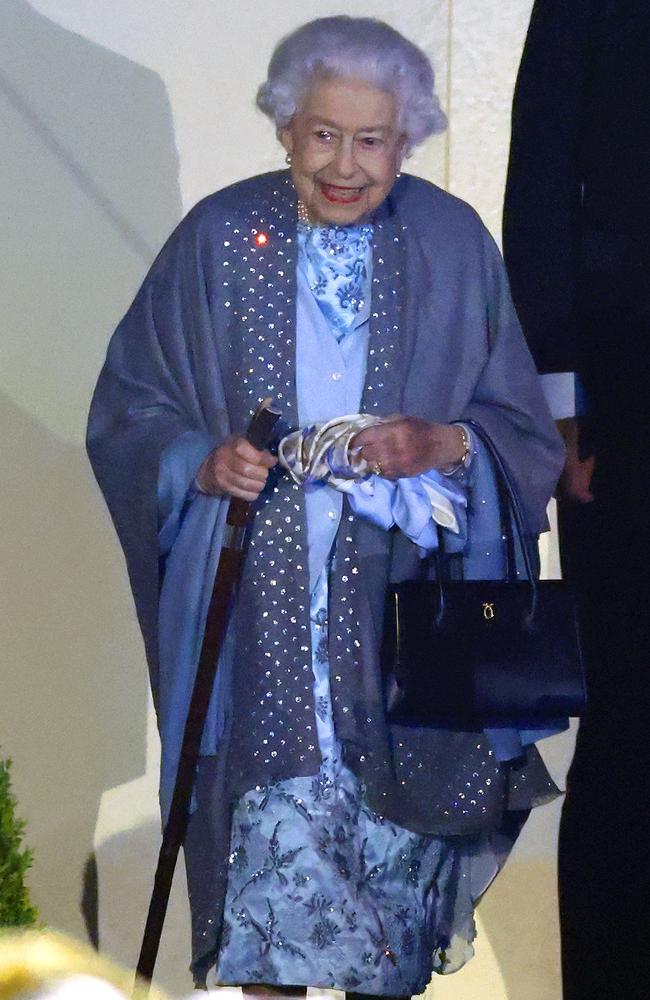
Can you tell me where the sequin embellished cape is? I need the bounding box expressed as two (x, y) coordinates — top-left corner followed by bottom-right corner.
(87, 169), (565, 980)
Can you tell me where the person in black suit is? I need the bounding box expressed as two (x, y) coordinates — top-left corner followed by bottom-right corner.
(503, 2), (650, 997)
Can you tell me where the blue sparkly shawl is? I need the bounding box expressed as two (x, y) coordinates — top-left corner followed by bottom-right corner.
(87, 171), (564, 952)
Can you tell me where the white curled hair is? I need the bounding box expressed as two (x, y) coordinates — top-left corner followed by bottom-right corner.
(257, 16), (447, 152)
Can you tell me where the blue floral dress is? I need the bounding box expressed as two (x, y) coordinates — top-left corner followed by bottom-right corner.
(212, 225), (506, 996)
(214, 570), (505, 996)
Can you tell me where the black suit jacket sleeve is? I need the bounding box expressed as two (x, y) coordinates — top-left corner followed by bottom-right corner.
(503, 0), (594, 374)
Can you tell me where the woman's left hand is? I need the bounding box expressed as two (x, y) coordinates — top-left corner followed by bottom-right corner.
(352, 416), (466, 479)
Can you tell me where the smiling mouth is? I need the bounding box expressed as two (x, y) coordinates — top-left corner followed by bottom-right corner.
(319, 183), (366, 204)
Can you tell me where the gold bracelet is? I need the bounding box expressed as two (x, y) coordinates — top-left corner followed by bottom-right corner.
(456, 423), (470, 464)
(440, 423), (471, 476)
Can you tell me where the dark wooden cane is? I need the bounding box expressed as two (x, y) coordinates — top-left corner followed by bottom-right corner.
(134, 399), (281, 994)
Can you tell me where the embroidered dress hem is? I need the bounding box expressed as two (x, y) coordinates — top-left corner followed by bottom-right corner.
(206, 762), (524, 996)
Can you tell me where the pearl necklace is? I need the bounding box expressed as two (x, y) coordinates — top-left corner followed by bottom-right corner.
(297, 199), (312, 226)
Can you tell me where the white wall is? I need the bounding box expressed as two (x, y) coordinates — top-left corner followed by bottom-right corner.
(0, 2), (573, 997)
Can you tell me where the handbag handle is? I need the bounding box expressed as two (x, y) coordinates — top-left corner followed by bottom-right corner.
(435, 420), (539, 626)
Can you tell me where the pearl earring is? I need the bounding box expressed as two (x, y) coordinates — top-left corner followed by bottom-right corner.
(285, 153), (292, 165)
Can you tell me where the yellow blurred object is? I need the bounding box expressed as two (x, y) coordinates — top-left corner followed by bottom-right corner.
(0, 929), (170, 1000)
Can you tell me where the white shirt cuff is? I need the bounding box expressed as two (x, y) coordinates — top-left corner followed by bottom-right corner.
(540, 372), (579, 420)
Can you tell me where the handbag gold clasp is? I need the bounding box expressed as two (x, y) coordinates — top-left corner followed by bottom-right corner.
(482, 602), (495, 621)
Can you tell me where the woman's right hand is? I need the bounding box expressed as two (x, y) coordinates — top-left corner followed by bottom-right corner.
(196, 435), (277, 501)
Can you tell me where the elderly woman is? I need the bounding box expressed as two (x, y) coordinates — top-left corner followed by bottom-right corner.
(87, 15), (565, 1000)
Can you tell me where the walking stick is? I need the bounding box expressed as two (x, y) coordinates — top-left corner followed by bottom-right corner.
(134, 398), (281, 994)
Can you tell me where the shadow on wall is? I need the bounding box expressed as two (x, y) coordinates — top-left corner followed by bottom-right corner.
(0, 0), (181, 945)
(97, 817), (191, 993)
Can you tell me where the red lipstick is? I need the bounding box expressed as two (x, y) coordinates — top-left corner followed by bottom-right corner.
(320, 183), (364, 204)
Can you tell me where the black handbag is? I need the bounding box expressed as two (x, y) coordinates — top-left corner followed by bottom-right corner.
(382, 421), (586, 727)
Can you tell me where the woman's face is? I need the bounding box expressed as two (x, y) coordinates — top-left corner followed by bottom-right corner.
(280, 75), (406, 226)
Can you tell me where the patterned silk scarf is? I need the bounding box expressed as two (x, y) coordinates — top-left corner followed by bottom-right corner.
(298, 222), (373, 340)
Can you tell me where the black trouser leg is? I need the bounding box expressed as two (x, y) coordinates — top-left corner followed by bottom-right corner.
(557, 483), (650, 999)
